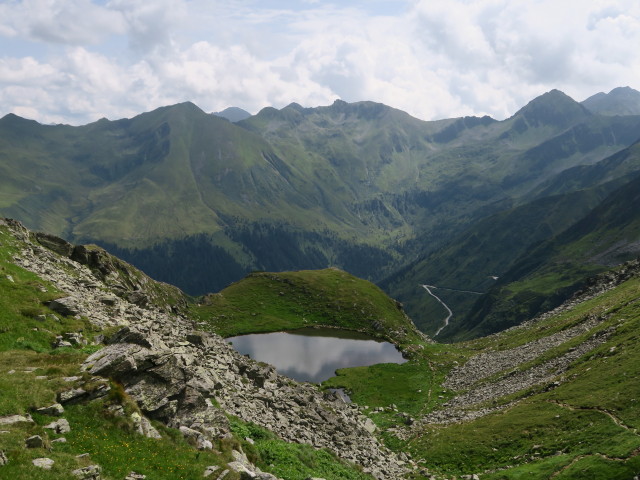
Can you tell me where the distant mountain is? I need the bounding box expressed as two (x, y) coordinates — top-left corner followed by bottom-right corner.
(213, 106), (252, 122)
(458, 165), (640, 339)
(1, 89), (640, 339)
(582, 86), (640, 116)
(384, 139), (640, 338)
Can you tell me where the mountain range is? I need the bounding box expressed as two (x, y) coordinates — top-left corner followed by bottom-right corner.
(1, 86), (640, 338)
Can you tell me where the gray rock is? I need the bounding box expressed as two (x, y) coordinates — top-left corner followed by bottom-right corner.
(227, 461), (254, 477)
(0, 449), (7, 465)
(57, 387), (88, 405)
(0, 414), (33, 425)
(99, 295), (118, 306)
(203, 465), (219, 477)
(51, 437), (67, 444)
(35, 232), (74, 256)
(44, 418), (71, 433)
(32, 457), (54, 469)
(37, 403), (65, 416)
(25, 435), (44, 448)
(124, 472), (146, 479)
(47, 297), (81, 316)
(131, 412), (161, 439)
(72, 464), (102, 479)
(54, 338), (74, 348)
(64, 332), (87, 346)
(363, 418), (376, 434)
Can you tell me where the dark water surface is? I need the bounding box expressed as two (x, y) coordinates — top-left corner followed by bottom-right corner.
(226, 328), (406, 383)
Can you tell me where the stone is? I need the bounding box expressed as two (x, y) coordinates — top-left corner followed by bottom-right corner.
(51, 437), (67, 443)
(72, 464), (102, 479)
(227, 461), (254, 477)
(0, 414), (33, 425)
(203, 465), (220, 477)
(54, 337), (74, 348)
(37, 403), (65, 416)
(363, 418), (376, 434)
(35, 232), (74, 257)
(0, 449), (7, 465)
(107, 326), (154, 348)
(25, 435), (44, 448)
(32, 457), (54, 469)
(44, 418), (71, 433)
(98, 295), (118, 306)
(131, 412), (162, 439)
(64, 332), (87, 346)
(124, 472), (146, 479)
(47, 297), (81, 316)
(58, 388), (88, 404)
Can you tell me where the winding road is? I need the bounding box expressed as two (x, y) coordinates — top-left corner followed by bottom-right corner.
(421, 284), (483, 336)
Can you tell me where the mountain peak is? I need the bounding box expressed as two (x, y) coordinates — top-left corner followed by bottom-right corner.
(582, 86), (640, 116)
(510, 89), (591, 129)
(213, 106), (251, 122)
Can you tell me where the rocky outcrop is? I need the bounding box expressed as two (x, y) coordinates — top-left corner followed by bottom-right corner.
(4, 218), (408, 479)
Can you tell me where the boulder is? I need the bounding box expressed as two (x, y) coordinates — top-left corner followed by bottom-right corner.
(32, 457), (54, 469)
(25, 435), (44, 448)
(0, 450), (7, 465)
(131, 412), (161, 439)
(37, 403), (65, 416)
(44, 418), (71, 434)
(47, 297), (81, 317)
(58, 388), (88, 404)
(72, 464), (102, 479)
(35, 232), (74, 257)
(203, 465), (219, 477)
(0, 414), (33, 425)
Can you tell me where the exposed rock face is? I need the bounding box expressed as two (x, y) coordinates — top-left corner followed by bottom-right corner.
(5, 218), (407, 479)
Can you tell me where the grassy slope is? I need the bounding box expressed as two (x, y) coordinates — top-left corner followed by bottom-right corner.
(458, 171), (640, 339)
(192, 268), (424, 347)
(324, 272), (640, 479)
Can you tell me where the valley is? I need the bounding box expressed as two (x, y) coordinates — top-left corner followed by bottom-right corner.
(0, 86), (640, 479)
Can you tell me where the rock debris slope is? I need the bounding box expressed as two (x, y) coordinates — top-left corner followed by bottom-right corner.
(2, 218), (408, 479)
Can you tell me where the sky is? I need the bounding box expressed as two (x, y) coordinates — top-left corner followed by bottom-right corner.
(0, 0), (639, 125)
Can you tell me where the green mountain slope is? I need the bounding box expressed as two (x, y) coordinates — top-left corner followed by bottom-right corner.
(1, 90), (640, 316)
(383, 139), (640, 337)
(457, 170), (640, 339)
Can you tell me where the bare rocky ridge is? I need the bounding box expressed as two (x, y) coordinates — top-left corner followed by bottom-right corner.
(2, 218), (409, 479)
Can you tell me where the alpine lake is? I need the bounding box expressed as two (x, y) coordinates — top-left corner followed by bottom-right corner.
(226, 327), (406, 385)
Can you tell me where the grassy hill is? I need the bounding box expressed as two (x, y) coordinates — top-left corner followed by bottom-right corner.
(192, 268), (424, 347)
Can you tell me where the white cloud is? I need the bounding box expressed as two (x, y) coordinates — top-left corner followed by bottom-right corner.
(0, 0), (125, 45)
(0, 0), (639, 124)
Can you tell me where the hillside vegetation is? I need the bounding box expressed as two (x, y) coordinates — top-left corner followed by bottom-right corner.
(2, 90), (640, 338)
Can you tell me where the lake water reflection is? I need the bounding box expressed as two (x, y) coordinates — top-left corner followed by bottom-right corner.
(226, 328), (406, 383)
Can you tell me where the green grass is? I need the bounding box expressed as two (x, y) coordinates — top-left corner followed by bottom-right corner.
(229, 416), (373, 480)
(193, 268), (422, 346)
